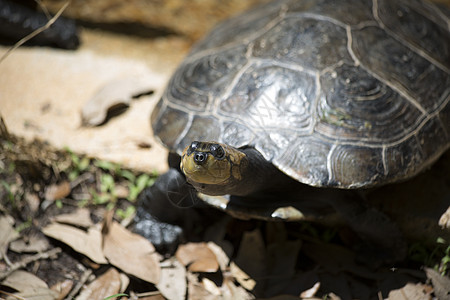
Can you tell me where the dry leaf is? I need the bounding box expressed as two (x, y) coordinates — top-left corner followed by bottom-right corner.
(439, 206), (450, 228)
(2, 270), (49, 291)
(52, 208), (94, 228)
(202, 277), (221, 296)
(25, 192), (40, 213)
(119, 272), (130, 293)
(387, 282), (433, 300)
(139, 294), (166, 300)
(11, 288), (59, 300)
(300, 282), (321, 298)
(0, 214), (19, 259)
(50, 279), (73, 300)
(222, 277), (255, 300)
(81, 77), (153, 126)
(230, 262), (257, 291)
(425, 268), (450, 300)
(77, 268), (121, 300)
(187, 272), (218, 300)
(115, 184), (130, 199)
(1, 270), (58, 300)
(189, 258), (219, 273)
(261, 296), (302, 300)
(157, 258), (186, 300)
(10, 234), (50, 253)
(42, 222), (107, 264)
(176, 242), (219, 273)
(207, 242), (230, 271)
(44, 181), (71, 201)
(102, 221), (160, 284)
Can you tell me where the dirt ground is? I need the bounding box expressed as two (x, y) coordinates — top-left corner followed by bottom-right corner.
(1, 1), (450, 299)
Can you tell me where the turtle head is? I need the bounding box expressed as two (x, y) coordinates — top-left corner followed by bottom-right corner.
(181, 141), (248, 193)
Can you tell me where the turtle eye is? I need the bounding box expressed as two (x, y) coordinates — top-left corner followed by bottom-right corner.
(190, 141), (200, 150)
(209, 144), (225, 159)
(186, 141), (200, 156)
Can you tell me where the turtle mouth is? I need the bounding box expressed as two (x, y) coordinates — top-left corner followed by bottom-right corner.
(181, 141), (232, 185)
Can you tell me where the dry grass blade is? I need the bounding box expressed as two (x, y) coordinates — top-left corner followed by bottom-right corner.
(0, 0), (71, 65)
(35, 0), (52, 20)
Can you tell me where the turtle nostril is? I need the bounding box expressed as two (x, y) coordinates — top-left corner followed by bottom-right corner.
(193, 152), (207, 165)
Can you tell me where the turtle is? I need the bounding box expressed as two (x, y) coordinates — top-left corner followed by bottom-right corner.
(136, 0), (450, 260)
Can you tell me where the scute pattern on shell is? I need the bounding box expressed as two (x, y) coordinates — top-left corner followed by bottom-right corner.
(152, 0), (450, 188)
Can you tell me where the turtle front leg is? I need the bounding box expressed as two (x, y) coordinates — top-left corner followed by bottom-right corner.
(133, 168), (200, 254)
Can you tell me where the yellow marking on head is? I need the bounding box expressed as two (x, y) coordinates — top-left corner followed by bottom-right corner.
(181, 142), (246, 186)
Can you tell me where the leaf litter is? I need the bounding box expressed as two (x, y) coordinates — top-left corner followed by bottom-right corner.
(1, 126), (450, 299)
(102, 215), (161, 284)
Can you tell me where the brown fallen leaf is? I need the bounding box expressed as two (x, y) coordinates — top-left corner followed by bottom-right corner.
(439, 206), (450, 228)
(300, 282), (321, 298)
(81, 77), (154, 126)
(44, 181), (71, 201)
(222, 277), (255, 300)
(0, 214), (19, 259)
(387, 282), (433, 300)
(157, 258), (186, 300)
(25, 191), (40, 213)
(119, 272), (130, 294)
(202, 277), (221, 296)
(262, 296), (304, 300)
(52, 208), (94, 228)
(102, 220), (160, 284)
(187, 272), (218, 300)
(230, 262), (256, 291)
(77, 268), (122, 300)
(2, 269), (48, 291)
(50, 279), (73, 300)
(425, 268), (450, 300)
(207, 241), (230, 271)
(176, 242), (219, 273)
(114, 183), (130, 199)
(1, 270), (59, 300)
(9, 234), (50, 253)
(42, 222), (107, 264)
(139, 295), (166, 300)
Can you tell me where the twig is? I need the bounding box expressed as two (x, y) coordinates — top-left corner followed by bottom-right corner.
(65, 268), (93, 300)
(0, 0), (71, 65)
(70, 172), (95, 189)
(136, 291), (162, 297)
(0, 247), (61, 280)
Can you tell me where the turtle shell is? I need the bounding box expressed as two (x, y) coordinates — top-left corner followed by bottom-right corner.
(152, 0), (450, 189)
